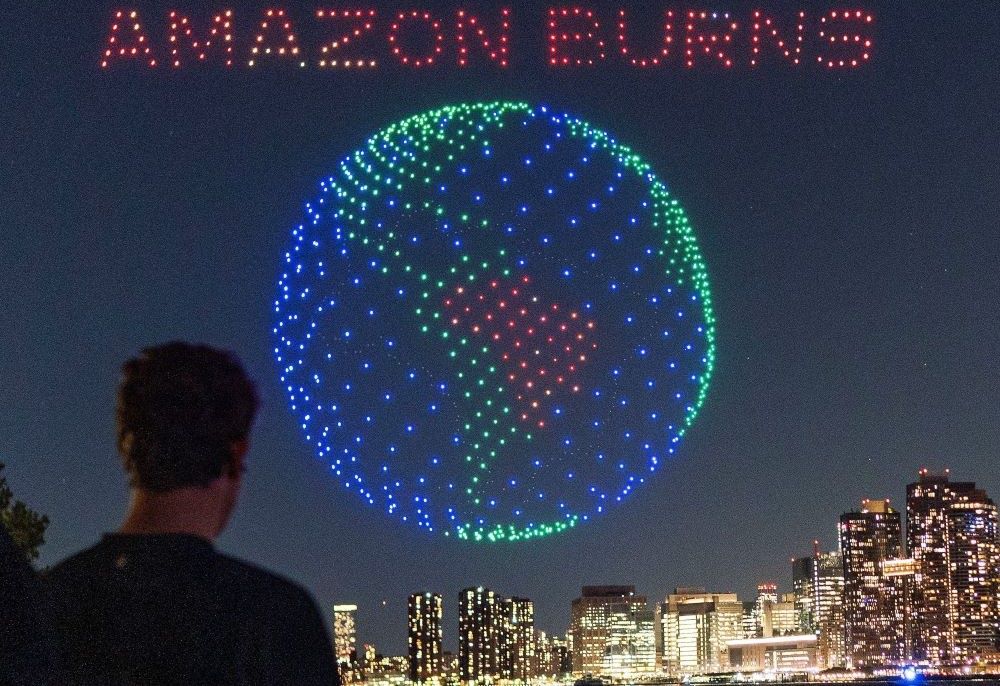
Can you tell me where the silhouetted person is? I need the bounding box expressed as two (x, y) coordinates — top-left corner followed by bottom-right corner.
(0, 525), (60, 685)
(45, 342), (339, 685)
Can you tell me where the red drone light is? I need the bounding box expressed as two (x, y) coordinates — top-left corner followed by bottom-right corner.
(443, 275), (597, 429)
(99, 6), (875, 71)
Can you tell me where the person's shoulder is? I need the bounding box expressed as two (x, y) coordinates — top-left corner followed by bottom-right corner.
(45, 542), (111, 585)
(44, 542), (121, 615)
(216, 554), (338, 684)
(214, 552), (319, 612)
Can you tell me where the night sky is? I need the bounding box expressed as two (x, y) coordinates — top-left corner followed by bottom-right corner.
(2, 0), (999, 655)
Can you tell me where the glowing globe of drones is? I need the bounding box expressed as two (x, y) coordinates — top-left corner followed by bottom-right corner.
(273, 102), (715, 542)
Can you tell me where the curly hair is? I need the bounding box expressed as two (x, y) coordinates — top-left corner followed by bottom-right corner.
(116, 342), (259, 491)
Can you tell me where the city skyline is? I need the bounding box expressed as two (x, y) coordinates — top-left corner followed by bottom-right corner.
(326, 468), (999, 670)
(5, 0), (999, 667)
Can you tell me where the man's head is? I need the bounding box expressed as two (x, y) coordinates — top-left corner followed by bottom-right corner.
(116, 342), (259, 535)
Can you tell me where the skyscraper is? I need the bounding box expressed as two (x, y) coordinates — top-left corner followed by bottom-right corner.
(746, 583), (796, 639)
(907, 469), (1000, 664)
(569, 586), (646, 674)
(602, 604), (656, 677)
(361, 644), (377, 675)
(740, 602), (756, 640)
(409, 593), (443, 683)
(333, 604), (359, 665)
(793, 547), (847, 669)
(948, 487), (999, 661)
(534, 631), (554, 677)
(792, 556), (815, 634)
(839, 499), (914, 668)
(459, 587), (503, 682)
(661, 588), (743, 676)
(502, 597), (535, 682)
(535, 631), (572, 677)
(907, 469), (960, 663)
(882, 558), (920, 661)
(751, 583), (778, 638)
(773, 594), (800, 636)
(819, 597), (847, 670)
(815, 550), (847, 669)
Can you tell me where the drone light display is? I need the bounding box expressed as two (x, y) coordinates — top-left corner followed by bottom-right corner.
(273, 102), (715, 542)
(100, 7), (874, 70)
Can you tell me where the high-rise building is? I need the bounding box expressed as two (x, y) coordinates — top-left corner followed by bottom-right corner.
(751, 583), (778, 638)
(882, 558), (920, 661)
(907, 469), (958, 663)
(359, 643), (378, 681)
(502, 597), (535, 682)
(535, 632), (572, 676)
(602, 604), (656, 676)
(792, 556), (816, 634)
(661, 588), (743, 676)
(907, 469), (1000, 664)
(773, 594), (799, 636)
(740, 602), (756, 640)
(746, 583), (796, 639)
(818, 599), (847, 670)
(839, 499), (914, 668)
(409, 593), (443, 683)
(459, 587), (503, 682)
(796, 548), (848, 669)
(569, 586), (646, 674)
(333, 604), (359, 665)
(534, 631), (554, 677)
(948, 488), (1000, 661)
(442, 651), (460, 683)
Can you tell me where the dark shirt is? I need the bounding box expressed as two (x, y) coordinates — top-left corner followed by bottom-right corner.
(45, 533), (339, 686)
(0, 525), (60, 685)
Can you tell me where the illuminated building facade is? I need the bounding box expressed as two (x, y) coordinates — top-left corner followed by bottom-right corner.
(908, 469), (961, 663)
(740, 602), (756, 639)
(793, 548), (847, 668)
(882, 557), (920, 661)
(818, 599), (847, 670)
(727, 634), (818, 672)
(907, 469), (1000, 664)
(947, 489), (999, 661)
(333, 604), (359, 665)
(534, 631), (568, 677)
(602, 605), (656, 676)
(442, 652), (460, 682)
(550, 635), (573, 675)
(751, 583), (778, 637)
(358, 643), (378, 681)
(501, 597), (536, 682)
(773, 594), (799, 636)
(745, 583), (797, 639)
(408, 593), (443, 683)
(816, 551), (847, 668)
(569, 586), (645, 674)
(661, 588), (743, 676)
(367, 654), (409, 677)
(535, 631), (572, 676)
(839, 499), (914, 668)
(792, 556), (815, 633)
(459, 587), (502, 682)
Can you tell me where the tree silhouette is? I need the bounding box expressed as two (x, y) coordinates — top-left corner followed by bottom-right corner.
(0, 462), (49, 562)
